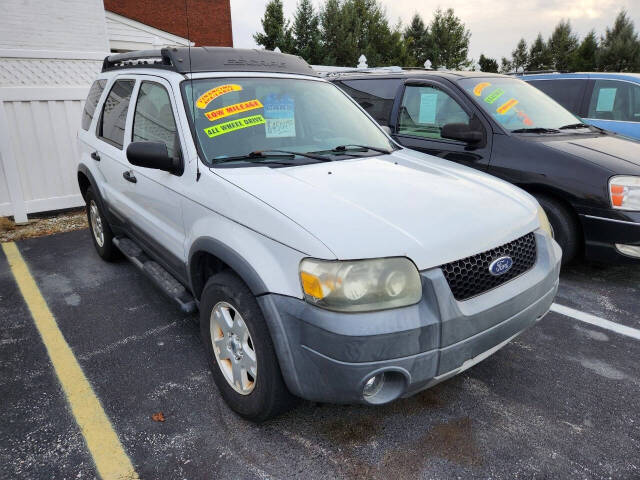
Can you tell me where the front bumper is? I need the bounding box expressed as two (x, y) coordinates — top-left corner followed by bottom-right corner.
(258, 232), (562, 404)
(580, 211), (640, 263)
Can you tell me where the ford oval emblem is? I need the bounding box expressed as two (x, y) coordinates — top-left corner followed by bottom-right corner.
(489, 256), (513, 276)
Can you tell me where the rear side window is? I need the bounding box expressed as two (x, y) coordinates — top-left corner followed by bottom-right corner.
(132, 82), (181, 159)
(587, 79), (640, 122)
(97, 79), (136, 148)
(528, 79), (586, 114)
(337, 79), (401, 125)
(82, 80), (107, 130)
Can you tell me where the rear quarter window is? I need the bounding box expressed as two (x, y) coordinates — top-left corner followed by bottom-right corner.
(96, 79), (136, 149)
(336, 79), (401, 125)
(81, 80), (107, 130)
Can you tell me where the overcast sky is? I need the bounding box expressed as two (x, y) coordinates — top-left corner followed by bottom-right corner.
(230, 0), (640, 66)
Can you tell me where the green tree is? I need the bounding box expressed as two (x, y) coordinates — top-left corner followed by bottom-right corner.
(547, 20), (579, 70)
(292, 0), (322, 63)
(478, 54), (499, 73)
(527, 34), (552, 71)
(500, 57), (512, 73)
(428, 8), (471, 69)
(597, 10), (640, 72)
(571, 30), (598, 71)
(253, 0), (294, 52)
(511, 38), (528, 72)
(404, 13), (428, 67)
(319, 0), (344, 65)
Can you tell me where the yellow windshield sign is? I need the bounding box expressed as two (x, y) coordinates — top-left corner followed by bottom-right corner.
(203, 114), (266, 138)
(473, 82), (491, 96)
(497, 98), (518, 114)
(196, 84), (242, 109)
(205, 99), (263, 122)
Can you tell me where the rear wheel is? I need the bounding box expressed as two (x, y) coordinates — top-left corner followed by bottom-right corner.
(85, 187), (119, 261)
(535, 194), (580, 265)
(199, 271), (295, 422)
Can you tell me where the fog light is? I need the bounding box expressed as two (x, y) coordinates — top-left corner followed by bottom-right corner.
(363, 373), (385, 398)
(616, 244), (640, 258)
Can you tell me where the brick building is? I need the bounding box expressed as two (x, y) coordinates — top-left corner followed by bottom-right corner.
(104, 0), (233, 47)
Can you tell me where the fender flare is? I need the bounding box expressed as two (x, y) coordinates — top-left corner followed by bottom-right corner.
(188, 237), (269, 299)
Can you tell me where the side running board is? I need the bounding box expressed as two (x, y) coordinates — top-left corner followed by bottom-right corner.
(113, 237), (197, 314)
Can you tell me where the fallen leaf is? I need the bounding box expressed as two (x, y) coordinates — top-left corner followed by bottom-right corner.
(151, 412), (165, 422)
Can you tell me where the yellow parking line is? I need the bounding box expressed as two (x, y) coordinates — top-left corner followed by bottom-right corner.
(2, 242), (138, 480)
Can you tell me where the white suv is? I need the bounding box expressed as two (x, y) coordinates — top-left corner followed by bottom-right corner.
(77, 47), (561, 421)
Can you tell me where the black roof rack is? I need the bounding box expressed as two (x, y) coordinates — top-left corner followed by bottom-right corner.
(102, 47), (319, 77)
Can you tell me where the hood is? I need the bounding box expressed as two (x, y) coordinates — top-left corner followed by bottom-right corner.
(534, 134), (640, 173)
(215, 149), (539, 269)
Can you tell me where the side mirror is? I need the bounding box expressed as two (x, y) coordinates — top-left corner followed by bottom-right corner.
(441, 123), (483, 144)
(126, 141), (182, 174)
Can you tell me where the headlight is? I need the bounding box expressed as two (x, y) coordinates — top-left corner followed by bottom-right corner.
(537, 205), (553, 238)
(610, 176), (640, 211)
(299, 257), (422, 312)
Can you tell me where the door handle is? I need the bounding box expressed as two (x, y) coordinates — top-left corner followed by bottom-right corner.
(91, 151), (100, 161)
(122, 170), (137, 183)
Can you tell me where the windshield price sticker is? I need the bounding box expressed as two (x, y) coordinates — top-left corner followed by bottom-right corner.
(484, 88), (504, 104)
(205, 99), (263, 122)
(264, 94), (296, 138)
(473, 82), (491, 96)
(196, 84), (242, 109)
(497, 98), (518, 115)
(203, 114), (265, 138)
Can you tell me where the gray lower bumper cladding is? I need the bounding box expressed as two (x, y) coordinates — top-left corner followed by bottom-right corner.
(258, 232), (562, 405)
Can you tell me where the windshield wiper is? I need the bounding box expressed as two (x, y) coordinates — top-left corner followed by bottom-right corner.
(511, 127), (561, 134)
(214, 150), (330, 164)
(559, 123), (591, 130)
(332, 144), (393, 154)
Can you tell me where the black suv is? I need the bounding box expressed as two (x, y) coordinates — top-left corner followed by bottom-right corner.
(331, 70), (640, 264)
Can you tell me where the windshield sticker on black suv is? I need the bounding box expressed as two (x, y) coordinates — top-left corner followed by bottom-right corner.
(203, 114), (265, 138)
(473, 82), (491, 96)
(497, 99), (518, 114)
(263, 94), (295, 138)
(205, 99), (263, 122)
(484, 88), (505, 104)
(196, 84), (243, 109)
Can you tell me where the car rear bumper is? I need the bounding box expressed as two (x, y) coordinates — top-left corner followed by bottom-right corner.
(258, 231), (562, 404)
(580, 212), (640, 264)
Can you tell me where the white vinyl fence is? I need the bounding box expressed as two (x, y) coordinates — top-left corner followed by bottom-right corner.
(0, 50), (104, 223)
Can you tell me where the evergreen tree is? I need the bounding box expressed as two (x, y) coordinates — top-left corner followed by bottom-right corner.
(428, 8), (471, 69)
(292, 0), (322, 63)
(319, 0), (344, 65)
(527, 34), (552, 71)
(404, 14), (428, 67)
(511, 38), (528, 72)
(547, 20), (579, 70)
(500, 57), (512, 73)
(597, 10), (640, 72)
(571, 30), (598, 71)
(478, 54), (499, 73)
(253, 0), (292, 51)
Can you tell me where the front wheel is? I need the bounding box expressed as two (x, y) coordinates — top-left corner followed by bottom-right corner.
(85, 187), (119, 261)
(200, 271), (295, 422)
(535, 194), (580, 265)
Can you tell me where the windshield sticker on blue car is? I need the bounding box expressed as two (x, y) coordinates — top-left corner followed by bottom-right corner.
(484, 88), (504, 104)
(418, 93), (438, 124)
(203, 114), (265, 138)
(263, 94), (295, 138)
(596, 88), (617, 112)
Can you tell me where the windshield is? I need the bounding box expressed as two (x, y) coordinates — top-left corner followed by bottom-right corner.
(182, 77), (395, 165)
(459, 77), (585, 132)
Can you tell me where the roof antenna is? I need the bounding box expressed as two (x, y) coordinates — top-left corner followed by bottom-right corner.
(183, 0), (200, 181)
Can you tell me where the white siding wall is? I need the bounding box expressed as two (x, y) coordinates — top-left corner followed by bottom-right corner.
(0, 0), (109, 222)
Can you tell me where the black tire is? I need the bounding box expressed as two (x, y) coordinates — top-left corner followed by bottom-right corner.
(85, 187), (119, 261)
(199, 271), (295, 422)
(535, 194), (580, 265)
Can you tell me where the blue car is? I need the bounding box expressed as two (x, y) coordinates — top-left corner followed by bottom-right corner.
(521, 72), (640, 139)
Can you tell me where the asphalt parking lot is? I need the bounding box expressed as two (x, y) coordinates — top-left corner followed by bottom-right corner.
(1, 229), (639, 480)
